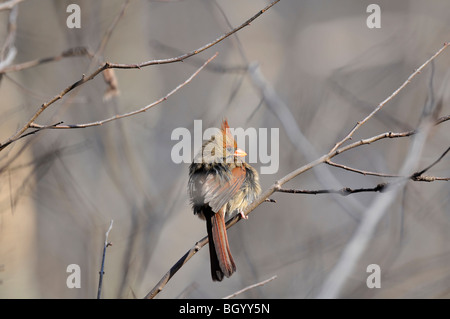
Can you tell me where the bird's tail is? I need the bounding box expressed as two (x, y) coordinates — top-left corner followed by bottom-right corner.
(205, 209), (236, 281)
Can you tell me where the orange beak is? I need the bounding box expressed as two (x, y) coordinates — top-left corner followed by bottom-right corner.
(234, 148), (247, 157)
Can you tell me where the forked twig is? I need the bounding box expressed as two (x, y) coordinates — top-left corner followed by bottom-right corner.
(0, 0), (280, 152)
(29, 53), (218, 129)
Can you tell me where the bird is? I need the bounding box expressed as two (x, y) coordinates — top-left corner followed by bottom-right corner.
(188, 119), (261, 281)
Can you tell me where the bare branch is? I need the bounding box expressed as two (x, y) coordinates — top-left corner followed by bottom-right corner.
(329, 42), (450, 154)
(29, 53), (218, 129)
(0, 0), (280, 152)
(93, 0), (132, 65)
(223, 275), (277, 299)
(412, 145), (450, 177)
(277, 184), (388, 196)
(144, 239), (207, 299)
(317, 118), (435, 298)
(0, 47), (93, 73)
(109, 0), (280, 70)
(326, 160), (401, 178)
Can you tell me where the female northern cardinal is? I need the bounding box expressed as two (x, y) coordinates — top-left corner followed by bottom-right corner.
(188, 120), (261, 281)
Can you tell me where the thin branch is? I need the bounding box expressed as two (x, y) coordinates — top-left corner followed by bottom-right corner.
(29, 53), (218, 129)
(0, 47), (93, 73)
(280, 144), (450, 196)
(109, 0), (279, 70)
(150, 40), (248, 74)
(329, 42), (450, 154)
(97, 220), (114, 299)
(327, 159), (450, 182)
(92, 0), (132, 65)
(327, 134), (450, 181)
(436, 114), (450, 126)
(222, 275), (278, 299)
(0, 0), (280, 152)
(326, 160), (401, 178)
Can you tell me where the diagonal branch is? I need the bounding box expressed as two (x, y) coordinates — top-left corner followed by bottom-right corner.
(329, 42), (450, 154)
(0, 0), (280, 152)
(223, 275), (277, 299)
(0, 47), (93, 73)
(29, 53), (218, 129)
(0, 0), (25, 12)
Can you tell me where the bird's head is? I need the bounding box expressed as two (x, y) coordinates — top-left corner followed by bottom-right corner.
(200, 119), (247, 165)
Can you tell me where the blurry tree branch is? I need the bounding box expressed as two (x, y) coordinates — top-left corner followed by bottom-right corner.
(278, 185), (388, 196)
(278, 144), (450, 195)
(0, 47), (94, 73)
(317, 117), (435, 298)
(92, 0), (132, 66)
(223, 275), (278, 299)
(0, 0), (24, 12)
(329, 43), (449, 154)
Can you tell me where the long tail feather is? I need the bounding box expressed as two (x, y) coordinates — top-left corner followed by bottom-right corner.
(205, 209), (236, 281)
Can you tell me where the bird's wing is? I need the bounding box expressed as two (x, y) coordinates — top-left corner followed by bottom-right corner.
(203, 166), (246, 213)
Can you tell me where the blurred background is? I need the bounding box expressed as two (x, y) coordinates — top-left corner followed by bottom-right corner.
(1, 0), (450, 298)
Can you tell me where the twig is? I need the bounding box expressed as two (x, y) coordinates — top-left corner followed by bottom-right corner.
(327, 136), (450, 181)
(150, 40), (248, 74)
(144, 240), (207, 299)
(0, 122), (63, 150)
(280, 144), (450, 196)
(329, 42), (450, 154)
(0, 0), (280, 152)
(412, 145), (450, 178)
(277, 184), (388, 196)
(317, 118), (435, 298)
(92, 0), (132, 65)
(0, 47), (93, 73)
(97, 220), (114, 299)
(29, 53), (218, 129)
(326, 160), (401, 178)
(222, 275), (277, 299)
(108, 0), (279, 70)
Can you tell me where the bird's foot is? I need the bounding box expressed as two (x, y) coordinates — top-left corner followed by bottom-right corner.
(239, 211), (248, 220)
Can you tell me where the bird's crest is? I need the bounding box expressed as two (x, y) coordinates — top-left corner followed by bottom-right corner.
(221, 119), (237, 149)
